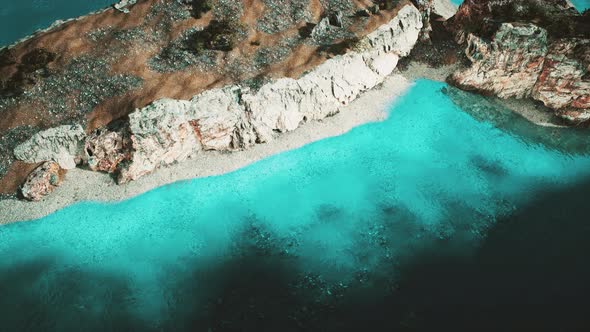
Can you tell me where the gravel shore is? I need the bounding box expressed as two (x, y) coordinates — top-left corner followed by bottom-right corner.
(0, 74), (412, 224)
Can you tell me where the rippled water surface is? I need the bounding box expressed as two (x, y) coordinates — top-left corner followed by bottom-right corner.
(1, 80), (590, 331)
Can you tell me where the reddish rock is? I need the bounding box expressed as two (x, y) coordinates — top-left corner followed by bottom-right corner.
(532, 40), (590, 122)
(450, 23), (548, 99)
(20, 161), (63, 201)
(450, 22), (590, 123)
(84, 127), (131, 173)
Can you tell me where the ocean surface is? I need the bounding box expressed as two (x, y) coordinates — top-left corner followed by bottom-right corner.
(1, 79), (590, 331)
(0, 0), (114, 46)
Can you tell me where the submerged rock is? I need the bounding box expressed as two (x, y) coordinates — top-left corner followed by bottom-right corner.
(13, 125), (86, 170)
(20, 161), (63, 201)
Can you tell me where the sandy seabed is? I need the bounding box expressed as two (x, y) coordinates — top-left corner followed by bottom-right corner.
(0, 75), (412, 224)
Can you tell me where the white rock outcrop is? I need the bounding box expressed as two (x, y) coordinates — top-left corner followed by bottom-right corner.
(432, 0), (458, 20)
(13, 125), (86, 170)
(11, 5), (422, 186)
(115, 4), (422, 183)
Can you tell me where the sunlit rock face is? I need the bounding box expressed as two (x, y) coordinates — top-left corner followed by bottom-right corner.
(13, 125), (86, 170)
(116, 5), (423, 183)
(450, 23), (549, 99)
(8, 4), (422, 187)
(448, 0), (589, 123)
(533, 39), (590, 122)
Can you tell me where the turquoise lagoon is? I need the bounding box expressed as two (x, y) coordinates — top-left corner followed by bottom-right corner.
(1, 80), (590, 330)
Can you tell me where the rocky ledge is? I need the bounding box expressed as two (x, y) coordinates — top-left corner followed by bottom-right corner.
(11, 4), (422, 200)
(447, 0), (589, 123)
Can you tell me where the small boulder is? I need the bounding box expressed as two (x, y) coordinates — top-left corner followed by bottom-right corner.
(84, 126), (131, 173)
(311, 17), (332, 40)
(21, 161), (63, 201)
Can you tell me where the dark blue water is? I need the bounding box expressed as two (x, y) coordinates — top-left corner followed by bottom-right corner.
(1, 80), (590, 331)
(0, 0), (114, 46)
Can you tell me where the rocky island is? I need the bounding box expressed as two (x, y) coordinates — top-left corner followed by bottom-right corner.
(0, 0), (588, 222)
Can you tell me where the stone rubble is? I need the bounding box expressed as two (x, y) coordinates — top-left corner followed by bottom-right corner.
(20, 161), (63, 201)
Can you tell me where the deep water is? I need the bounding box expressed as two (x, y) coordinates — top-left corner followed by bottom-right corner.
(1, 79), (590, 331)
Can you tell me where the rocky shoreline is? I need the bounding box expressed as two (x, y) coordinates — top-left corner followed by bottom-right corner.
(0, 73), (411, 224)
(5, 4), (423, 202)
(0, 0), (588, 222)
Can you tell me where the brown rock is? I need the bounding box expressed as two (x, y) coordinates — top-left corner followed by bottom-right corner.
(20, 161), (63, 201)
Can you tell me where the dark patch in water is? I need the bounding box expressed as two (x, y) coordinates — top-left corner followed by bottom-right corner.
(470, 155), (508, 177)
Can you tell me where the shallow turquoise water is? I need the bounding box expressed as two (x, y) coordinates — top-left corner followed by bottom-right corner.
(1, 79), (590, 330)
(0, 0), (114, 46)
(571, 0), (590, 11)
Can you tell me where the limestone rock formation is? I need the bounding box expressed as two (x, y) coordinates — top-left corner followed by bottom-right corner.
(450, 22), (589, 123)
(189, 86), (256, 151)
(13, 125), (86, 169)
(118, 98), (201, 183)
(20, 161), (62, 201)
(411, 0), (458, 40)
(432, 0), (458, 20)
(451, 23), (548, 99)
(115, 4), (422, 183)
(533, 39), (590, 122)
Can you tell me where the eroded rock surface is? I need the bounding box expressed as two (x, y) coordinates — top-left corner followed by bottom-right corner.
(450, 22), (589, 123)
(84, 126), (131, 173)
(20, 161), (63, 201)
(116, 4), (422, 183)
(450, 23), (548, 99)
(13, 125), (86, 170)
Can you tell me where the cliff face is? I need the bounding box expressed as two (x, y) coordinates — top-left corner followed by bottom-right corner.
(447, 0), (590, 123)
(0, 0), (420, 198)
(8, 4), (423, 200)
